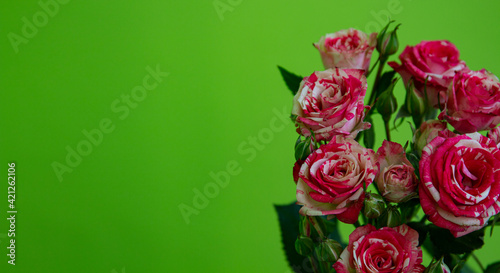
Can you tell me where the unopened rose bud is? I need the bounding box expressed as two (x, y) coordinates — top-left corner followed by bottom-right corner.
(377, 21), (392, 50)
(295, 135), (315, 161)
(404, 79), (428, 127)
(380, 205), (402, 228)
(377, 24), (400, 57)
(364, 193), (386, 218)
(424, 257), (451, 273)
(295, 235), (314, 256)
(314, 239), (343, 262)
(299, 215), (311, 237)
(406, 80), (426, 116)
(376, 80), (398, 123)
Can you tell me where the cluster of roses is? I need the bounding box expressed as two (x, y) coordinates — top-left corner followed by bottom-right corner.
(285, 26), (500, 273)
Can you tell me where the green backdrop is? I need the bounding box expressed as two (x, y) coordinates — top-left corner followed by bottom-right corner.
(1, 0), (500, 272)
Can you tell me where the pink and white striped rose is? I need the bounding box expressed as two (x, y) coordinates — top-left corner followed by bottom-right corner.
(439, 69), (500, 133)
(292, 68), (371, 141)
(333, 224), (425, 273)
(296, 136), (377, 224)
(389, 40), (467, 109)
(314, 28), (377, 72)
(419, 133), (500, 237)
(375, 140), (418, 203)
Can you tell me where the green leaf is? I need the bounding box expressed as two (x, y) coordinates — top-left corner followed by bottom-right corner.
(484, 261), (500, 273)
(278, 66), (303, 95)
(429, 226), (485, 255)
(274, 202), (312, 272)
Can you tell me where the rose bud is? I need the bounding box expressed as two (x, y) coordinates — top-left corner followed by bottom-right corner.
(376, 78), (398, 123)
(412, 120), (448, 157)
(424, 258), (450, 273)
(389, 40), (468, 109)
(299, 215), (311, 237)
(439, 69), (500, 133)
(295, 235), (314, 256)
(314, 239), (343, 262)
(375, 140), (418, 203)
(377, 23), (400, 57)
(295, 135), (315, 161)
(403, 78), (428, 128)
(420, 133), (500, 237)
(314, 28), (377, 72)
(363, 192), (386, 219)
(292, 68), (371, 141)
(333, 225), (426, 273)
(380, 205), (402, 227)
(296, 136), (378, 224)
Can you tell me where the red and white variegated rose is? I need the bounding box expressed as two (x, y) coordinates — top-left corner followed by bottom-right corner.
(389, 40), (468, 109)
(333, 224), (425, 273)
(375, 140), (418, 203)
(420, 133), (500, 237)
(314, 28), (377, 72)
(439, 69), (500, 133)
(292, 68), (370, 141)
(296, 136), (377, 224)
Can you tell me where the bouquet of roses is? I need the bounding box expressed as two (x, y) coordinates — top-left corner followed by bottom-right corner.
(275, 21), (500, 273)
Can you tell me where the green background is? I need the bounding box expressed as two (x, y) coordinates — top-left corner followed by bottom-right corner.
(1, 0), (500, 272)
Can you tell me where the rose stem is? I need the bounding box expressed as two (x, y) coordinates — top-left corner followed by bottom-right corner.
(366, 58), (380, 78)
(471, 253), (485, 272)
(307, 256), (319, 273)
(384, 120), (391, 141)
(368, 57), (388, 107)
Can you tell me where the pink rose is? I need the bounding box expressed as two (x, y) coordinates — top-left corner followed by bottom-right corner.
(420, 133), (500, 237)
(439, 69), (500, 133)
(292, 68), (371, 141)
(389, 40), (467, 108)
(333, 224), (425, 273)
(296, 136), (377, 224)
(314, 28), (377, 71)
(375, 140), (418, 203)
(412, 120), (448, 156)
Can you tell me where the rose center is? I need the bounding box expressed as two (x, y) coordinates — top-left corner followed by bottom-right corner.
(386, 165), (408, 181)
(325, 34), (361, 51)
